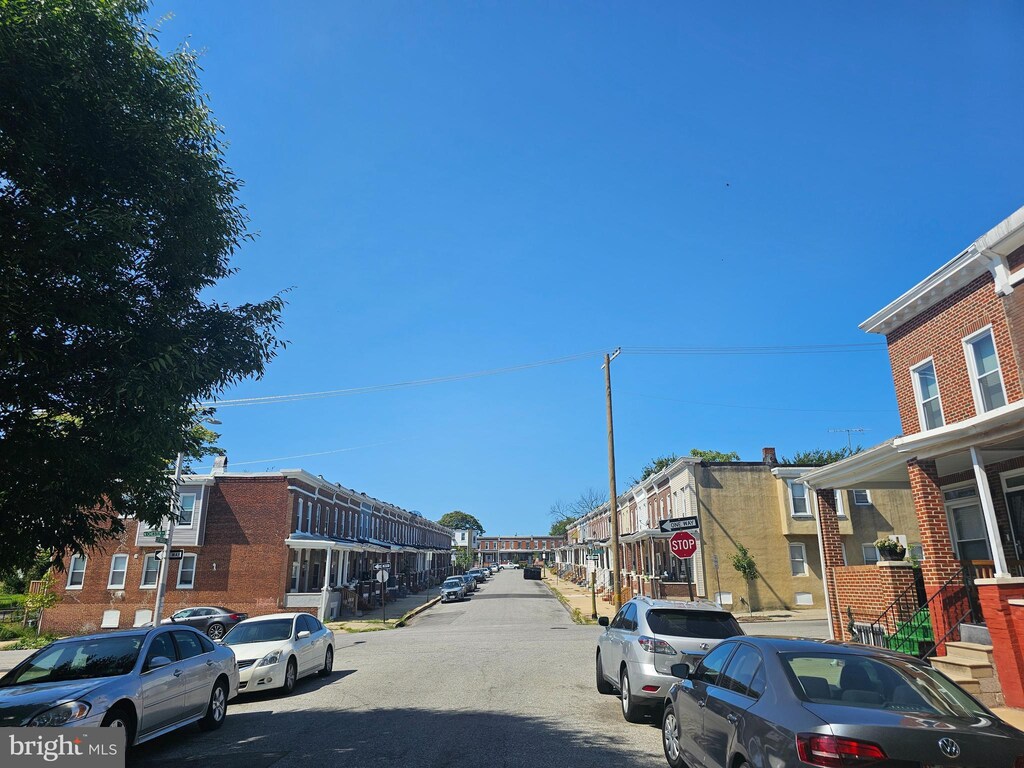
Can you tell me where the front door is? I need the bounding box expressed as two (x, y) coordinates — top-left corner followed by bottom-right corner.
(950, 502), (992, 561)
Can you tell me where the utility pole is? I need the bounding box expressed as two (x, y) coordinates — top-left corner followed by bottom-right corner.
(604, 348), (622, 610)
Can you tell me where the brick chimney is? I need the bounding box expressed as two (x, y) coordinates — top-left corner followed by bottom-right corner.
(212, 455), (228, 475)
(762, 447), (778, 466)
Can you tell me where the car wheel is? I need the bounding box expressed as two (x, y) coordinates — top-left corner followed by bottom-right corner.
(318, 646), (333, 677)
(662, 704), (689, 768)
(101, 705), (136, 748)
(595, 652), (615, 694)
(620, 667), (645, 723)
(207, 623), (226, 641)
(282, 657), (298, 694)
(198, 679), (228, 731)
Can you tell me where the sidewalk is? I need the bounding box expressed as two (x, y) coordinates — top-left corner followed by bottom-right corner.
(0, 649), (33, 674)
(326, 588), (441, 632)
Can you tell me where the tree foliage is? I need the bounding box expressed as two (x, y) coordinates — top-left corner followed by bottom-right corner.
(438, 511), (485, 534)
(730, 543), (759, 615)
(632, 454), (680, 484)
(780, 446), (862, 466)
(690, 448), (741, 463)
(0, 1), (285, 569)
(548, 488), (605, 536)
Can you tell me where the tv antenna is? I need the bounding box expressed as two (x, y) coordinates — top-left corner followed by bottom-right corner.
(829, 427), (867, 451)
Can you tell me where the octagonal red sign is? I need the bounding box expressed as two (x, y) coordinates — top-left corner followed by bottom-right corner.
(670, 531), (697, 560)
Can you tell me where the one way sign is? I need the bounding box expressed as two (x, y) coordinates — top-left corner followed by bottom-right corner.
(658, 517), (699, 534)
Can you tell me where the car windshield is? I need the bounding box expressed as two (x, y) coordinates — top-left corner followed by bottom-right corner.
(222, 619), (293, 645)
(646, 609), (743, 639)
(782, 652), (989, 718)
(443, 580), (462, 587)
(1, 636), (144, 686)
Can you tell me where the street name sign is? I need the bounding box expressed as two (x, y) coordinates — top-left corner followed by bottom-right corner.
(670, 531), (698, 560)
(659, 517), (699, 534)
(142, 530), (167, 538)
(154, 536), (169, 545)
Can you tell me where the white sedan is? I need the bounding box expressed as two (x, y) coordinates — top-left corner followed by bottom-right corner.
(221, 613), (333, 694)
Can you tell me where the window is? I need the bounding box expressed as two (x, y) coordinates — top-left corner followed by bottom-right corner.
(140, 553), (160, 588)
(107, 554), (128, 589)
(172, 630), (204, 659)
(788, 481), (809, 517)
(177, 493), (196, 526)
(835, 491), (847, 519)
(145, 633), (177, 668)
(719, 644), (763, 698)
(295, 499), (303, 532)
(315, 504), (321, 534)
(911, 359), (944, 430)
(66, 555), (87, 589)
(101, 610), (121, 629)
(795, 592), (814, 606)
(840, 541), (848, 566)
(853, 490), (871, 506)
(695, 642), (735, 686)
(965, 328), (1007, 413)
(862, 544), (879, 566)
(714, 591), (733, 606)
(133, 609), (153, 627)
(305, 501), (313, 533)
(910, 543), (924, 561)
(176, 554), (197, 589)
(789, 543), (808, 576)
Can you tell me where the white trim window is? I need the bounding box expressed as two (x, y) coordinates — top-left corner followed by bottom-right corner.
(964, 327), (1007, 414)
(789, 543), (808, 576)
(911, 358), (945, 430)
(788, 480), (810, 517)
(177, 493), (197, 527)
(853, 490), (871, 506)
(862, 544), (879, 565)
(66, 555), (87, 590)
(140, 553), (160, 589)
(107, 554), (128, 589)
(840, 541), (848, 566)
(835, 490), (848, 519)
(176, 554), (197, 589)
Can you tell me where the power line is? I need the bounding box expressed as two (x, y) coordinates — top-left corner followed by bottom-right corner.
(621, 391), (892, 414)
(192, 439), (403, 471)
(623, 343), (886, 356)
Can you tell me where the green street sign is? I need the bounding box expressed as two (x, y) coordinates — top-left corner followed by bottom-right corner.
(589, 548), (602, 556)
(155, 536), (169, 545)
(142, 530), (168, 538)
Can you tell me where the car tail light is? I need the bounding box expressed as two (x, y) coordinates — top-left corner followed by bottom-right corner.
(229, 614), (247, 621)
(796, 734), (886, 767)
(638, 636), (677, 655)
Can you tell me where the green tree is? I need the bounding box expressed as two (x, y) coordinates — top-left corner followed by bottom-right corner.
(23, 571), (60, 631)
(0, 1), (285, 569)
(632, 454), (680, 484)
(781, 446), (862, 466)
(548, 488), (605, 536)
(690, 448), (741, 463)
(730, 543), (759, 615)
(437, 511), (485, 534)
(453, 548), (473, 570)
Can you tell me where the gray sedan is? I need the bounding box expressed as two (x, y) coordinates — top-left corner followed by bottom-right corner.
(662, 636), (1024, 768)
(0, 626), (238, 747)
(161, 606), (248, 640)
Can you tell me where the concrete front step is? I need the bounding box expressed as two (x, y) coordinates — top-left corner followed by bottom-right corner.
(930, 656), (993, 680)
(943, 641), (994, 665)
(943, 673), (982, 694)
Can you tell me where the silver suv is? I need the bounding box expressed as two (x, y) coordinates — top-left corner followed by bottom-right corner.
(595, 596), (743, 722)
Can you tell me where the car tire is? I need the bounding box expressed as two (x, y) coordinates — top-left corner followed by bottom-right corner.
(595, 652), (615, 694)
(662, 704), (688, 768)
(620, 667), (645, 723)
(318, 646), (333, 677)
(198, 679), (228, 731)
(282, 657), (298, 694)
(207, 623), (226, 641)
(101, 705), (136, 749)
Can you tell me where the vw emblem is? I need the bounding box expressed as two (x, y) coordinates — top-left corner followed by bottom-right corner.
(938, 738), (960, 759)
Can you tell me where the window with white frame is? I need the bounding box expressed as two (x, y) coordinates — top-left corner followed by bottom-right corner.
(840, 541), (848, 566)
(862, 544), (879, 565)
(910, 543), (924, 561)
(305, 501), (313, 533)
(789, 543), (808, 576)
(794, 592), (814, 606)
(853, 490), (871, 506)
(177, 493), (197, 526)
(107, 554), (128, 589)
(66, 555), (87, 589)
(788, 480), (809, 517)
(835, 490), (847, 519)
(911, 359), (944, 430)
(177, 554), (197, 589)
(140, 553), (160, 588)
(714, 591), (733, 605)
(295, 499), (304, 532)
(965, 328), (1007, 413)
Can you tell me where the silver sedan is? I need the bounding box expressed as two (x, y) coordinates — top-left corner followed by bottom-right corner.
(0, 625), (238, 747)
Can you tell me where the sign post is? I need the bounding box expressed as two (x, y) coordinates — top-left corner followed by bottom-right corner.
(375, 564), (390, 623)
(670, 531), (699, 601)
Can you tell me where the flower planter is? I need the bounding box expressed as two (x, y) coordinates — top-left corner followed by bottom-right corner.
(878, 550), (904, 562)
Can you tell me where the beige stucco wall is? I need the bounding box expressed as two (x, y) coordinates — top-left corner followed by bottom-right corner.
(838, 488), (921, 565)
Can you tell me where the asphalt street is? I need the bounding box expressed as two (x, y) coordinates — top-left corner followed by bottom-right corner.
(128, 570), (667, 768)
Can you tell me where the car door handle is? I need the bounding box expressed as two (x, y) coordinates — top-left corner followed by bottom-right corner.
(173, 669), (183, 677)
(726, 713), (738, 724)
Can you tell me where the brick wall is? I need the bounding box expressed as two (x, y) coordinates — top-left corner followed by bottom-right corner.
(831, 564), (917, 641)
(886, 273), (1022, 435)
(44, 477), (293, 635)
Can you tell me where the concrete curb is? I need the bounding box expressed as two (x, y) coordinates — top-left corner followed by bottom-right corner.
(394, 596), (441, 628)
(542, 579), (574, 619)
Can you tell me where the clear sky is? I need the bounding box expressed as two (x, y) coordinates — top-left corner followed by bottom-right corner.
(151, 2), (1024, 535)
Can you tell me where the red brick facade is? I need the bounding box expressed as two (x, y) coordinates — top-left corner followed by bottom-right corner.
(831, 564), (917, 641)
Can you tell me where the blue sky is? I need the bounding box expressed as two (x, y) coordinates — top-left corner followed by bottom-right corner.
(152, 2), (1024, 535)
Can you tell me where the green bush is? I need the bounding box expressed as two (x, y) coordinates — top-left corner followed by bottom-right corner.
(9, 633), (59, 650)
(0, 625), (22, 641)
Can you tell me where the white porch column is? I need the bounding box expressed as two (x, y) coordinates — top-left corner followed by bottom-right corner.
(319, 547), (334, 620)
(970, 446), (1010, 577)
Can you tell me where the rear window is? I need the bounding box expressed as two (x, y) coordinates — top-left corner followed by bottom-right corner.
(646, 609), (743, 639)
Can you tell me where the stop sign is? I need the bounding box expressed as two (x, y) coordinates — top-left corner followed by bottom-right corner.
(670, 531), (698, 560)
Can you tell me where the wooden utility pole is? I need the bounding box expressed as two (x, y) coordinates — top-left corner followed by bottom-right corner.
(604, 349), (622, 610)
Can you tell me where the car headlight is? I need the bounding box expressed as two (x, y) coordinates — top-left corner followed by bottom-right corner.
(28, 700), (91, 727)
(256, 650), (283, 667)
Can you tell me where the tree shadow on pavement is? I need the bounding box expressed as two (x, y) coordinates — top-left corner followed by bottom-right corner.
(129, 706), (664, 768)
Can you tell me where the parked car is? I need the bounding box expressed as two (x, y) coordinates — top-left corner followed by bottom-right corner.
(661, 636), (1024, 768)
(596, 595), (742, 722)
(0, 626), (237, 746)
(459, 574), (477, 593)
(221, 613), (333, 695)
(467, 568), (488, 584)
(161, 606), (248, 640)
(440, 577), (467, 602)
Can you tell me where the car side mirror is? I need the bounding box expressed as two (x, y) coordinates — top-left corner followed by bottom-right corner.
(598, 617), (610, 627)
(145, 655), (173, 672)
(670, 663), (691, 679)
(297, 630), (311, 640)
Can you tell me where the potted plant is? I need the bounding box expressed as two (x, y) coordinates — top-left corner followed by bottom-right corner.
(875, 537), (906, 562)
